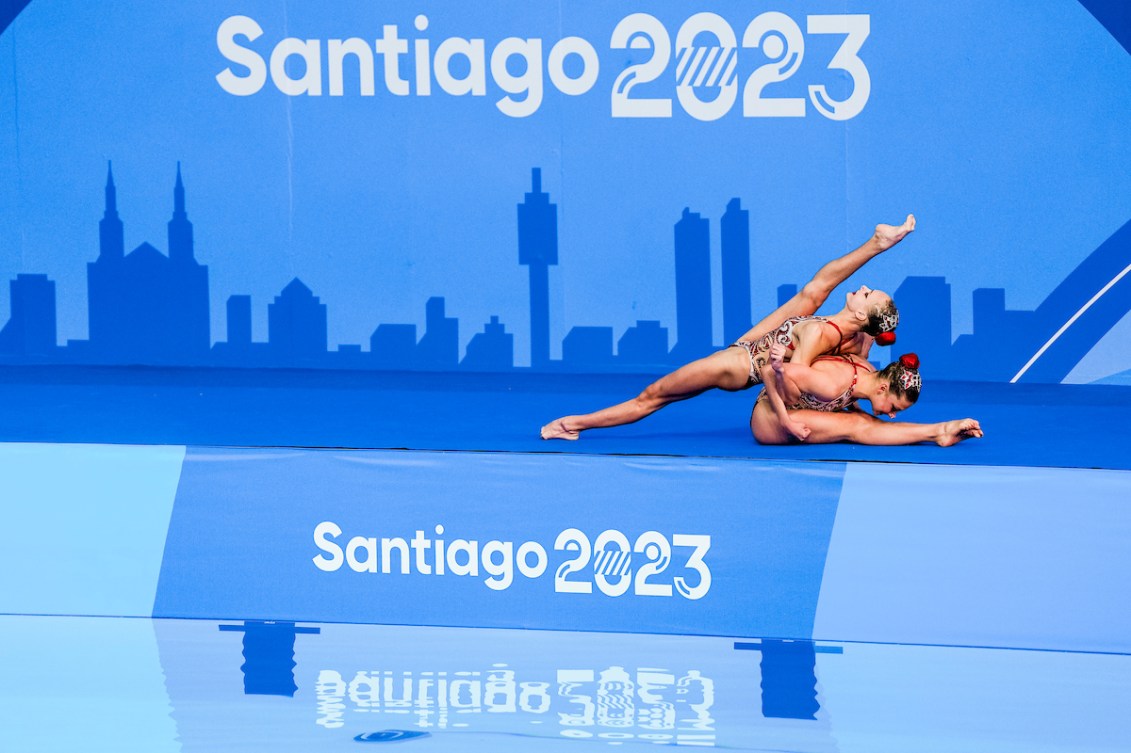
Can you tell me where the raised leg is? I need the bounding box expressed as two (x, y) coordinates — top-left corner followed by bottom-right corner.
(738, 215), (916, 343)
(541, 347), (751, 439)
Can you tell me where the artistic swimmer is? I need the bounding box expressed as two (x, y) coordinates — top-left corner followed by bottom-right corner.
(540, 215), (916, 441)
(751, 351), (983, 447)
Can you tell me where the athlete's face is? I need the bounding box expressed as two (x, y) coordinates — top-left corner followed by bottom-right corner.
(847, 285), (891, 313)
(869, 391), (913, 419)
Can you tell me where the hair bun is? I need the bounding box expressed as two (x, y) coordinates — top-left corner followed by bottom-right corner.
(875, 331), (897, 346)
(899, 353), (920, 370)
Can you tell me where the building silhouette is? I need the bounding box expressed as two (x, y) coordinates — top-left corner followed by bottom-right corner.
(416, 296), (458, 368)
(671, 208), (713, 361)
(891, 277), (953, 375)
(226, 295), (253, 349)
(0, 274), (56, 357)
(721, 198), (752, 344)
(518, 168), (557, 368)
(618, 320), (669, 367)
(777, 284), (797, 308)
(268, 278), (328, 362)
(86, 163), (210, 364)
(562, 326), (614, 368)
(1, 163), (1125, 383)
(462, 315), (514, 370)
(371, 323), (417, 368)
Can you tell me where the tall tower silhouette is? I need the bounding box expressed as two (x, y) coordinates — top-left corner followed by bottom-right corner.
(88, 163), (124, 351)
(164, 163), (210, 356)
(721, 198), (752, 343)
(671, 208), (712, 360)
(168, 162), (194, 263)
(517, 168), (558, 368)
(98, 162), (124, 261)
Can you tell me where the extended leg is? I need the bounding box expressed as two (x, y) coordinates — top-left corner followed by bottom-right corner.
(541, 347), (751, 439)
(738, 215), (916, 343)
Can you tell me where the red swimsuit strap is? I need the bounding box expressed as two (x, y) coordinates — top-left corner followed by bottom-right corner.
(813, 354), (873, 391)
(822, 319), (848, 353)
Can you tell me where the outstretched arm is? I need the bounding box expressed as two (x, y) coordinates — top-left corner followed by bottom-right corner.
(751, 399), (983, 447)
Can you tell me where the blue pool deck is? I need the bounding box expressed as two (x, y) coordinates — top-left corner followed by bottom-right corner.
(1, 364), (1128, 468)
(3, 365), (1130, 751)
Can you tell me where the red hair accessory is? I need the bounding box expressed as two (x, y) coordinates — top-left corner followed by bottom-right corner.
(875, 331), (897, 346)
(899, 353), (920, 370)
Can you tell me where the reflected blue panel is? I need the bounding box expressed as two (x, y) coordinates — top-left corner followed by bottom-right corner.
(218, 621), (321, 697)
(4, 615), (1131, 752)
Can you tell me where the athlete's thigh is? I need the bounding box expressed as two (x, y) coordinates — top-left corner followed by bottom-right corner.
(652, 348), (749, 398)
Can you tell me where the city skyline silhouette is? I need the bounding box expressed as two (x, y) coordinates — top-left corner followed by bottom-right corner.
(0, 163), (1128, 383)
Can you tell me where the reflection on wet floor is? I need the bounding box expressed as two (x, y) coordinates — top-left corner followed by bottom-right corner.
(2, 615), (1129, 752)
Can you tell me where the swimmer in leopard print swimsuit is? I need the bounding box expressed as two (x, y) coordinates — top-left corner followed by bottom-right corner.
(732, 316), (850, 387)
(782, 354), (863, 412)
(751, 352), (983, 447)
(540, 216), (915, 442)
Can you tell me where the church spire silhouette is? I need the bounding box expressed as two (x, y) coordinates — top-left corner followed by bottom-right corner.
(99, 161), (124, 260)
(168, 161), (195, 263)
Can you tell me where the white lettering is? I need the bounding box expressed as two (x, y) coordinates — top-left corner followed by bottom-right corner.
(413, 15), (431, 95)
(411, 529), (432, 574)
(374, 24), (410, 95)
(215, 15), (267, 96)
(491, 38), (543, 117)
(547, 37), (598, 96)
(312, 521), (343, 571)
(346, 535), (378, 573)
(328, 38), (375, 96)
(447, 539), (479, 576)
(481, 540), (514, 590)
(270, 38), (323, 96)
(516, 541), (548, 578)
(381, 537), (410, 574)
(434, 37), (487, 96)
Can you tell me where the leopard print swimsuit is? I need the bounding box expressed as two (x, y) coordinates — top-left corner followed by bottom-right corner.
(731, 316), (844, 388)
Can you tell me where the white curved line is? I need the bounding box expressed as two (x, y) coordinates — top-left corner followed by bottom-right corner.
(1010, 262), (1131, 383)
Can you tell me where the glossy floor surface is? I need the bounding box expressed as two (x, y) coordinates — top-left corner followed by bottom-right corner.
(2, 615), (1128, 752)
(2, 365), (1130, 469)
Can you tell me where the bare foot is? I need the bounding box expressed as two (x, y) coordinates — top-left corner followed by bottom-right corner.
(936, 418), (982, 447)
(874, 214), (916, 251)
(541, 418), (580, 440)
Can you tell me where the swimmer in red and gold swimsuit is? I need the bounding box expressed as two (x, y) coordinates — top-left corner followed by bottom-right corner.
(540, 216), (915, 441)
(751, 352), (982, 447)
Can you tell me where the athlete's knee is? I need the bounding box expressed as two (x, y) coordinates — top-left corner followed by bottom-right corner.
(636, 382), (668, 411)
(798, 281), (831, 311)
(845, 413), (882, 442)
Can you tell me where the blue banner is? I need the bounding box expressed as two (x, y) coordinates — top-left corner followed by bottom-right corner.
(154, 448), (844, 638)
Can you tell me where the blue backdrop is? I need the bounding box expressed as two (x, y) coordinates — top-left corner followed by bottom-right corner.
(2, 0), (1130, 384)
